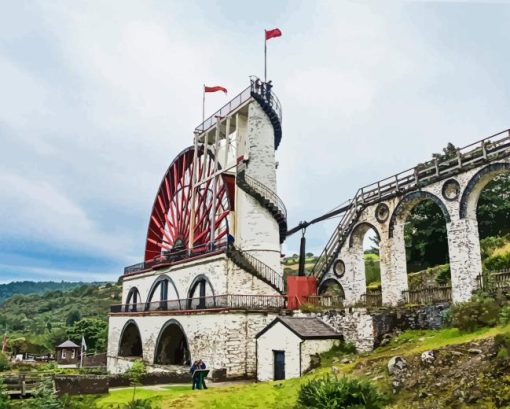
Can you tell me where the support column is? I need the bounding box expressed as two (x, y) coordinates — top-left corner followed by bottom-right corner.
(340, 246), (367, 306)
(447, 217), (482, 302)
(379, 229), (408, 306)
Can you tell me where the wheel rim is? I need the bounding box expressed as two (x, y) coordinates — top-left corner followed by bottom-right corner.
(145, 147), (230, 261)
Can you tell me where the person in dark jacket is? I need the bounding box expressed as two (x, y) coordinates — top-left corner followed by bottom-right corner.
(198, 359), (208, 389)
(190, 360), (199, 390)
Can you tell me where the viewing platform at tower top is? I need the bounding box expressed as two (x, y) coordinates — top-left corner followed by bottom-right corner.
(194, 77), (282, 149)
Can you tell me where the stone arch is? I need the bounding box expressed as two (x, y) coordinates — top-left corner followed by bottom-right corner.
(154, 319), (191, 366)
(126, 287), (141, 305)
(318, 278), (345, 299)
(118, 319), (143, 358)
(348, 222), (380, 248)
(459, 163), (510, 220)
(389, 191), (451, 238)
(186, 274), (215, 309)
(146, 275), (180, 304)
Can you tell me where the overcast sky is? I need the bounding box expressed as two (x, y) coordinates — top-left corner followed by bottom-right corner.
(1, 0), (509, 283)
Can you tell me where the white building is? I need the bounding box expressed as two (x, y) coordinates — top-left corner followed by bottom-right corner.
(107, 79), (291, 380)
(256, 317), (341, 381)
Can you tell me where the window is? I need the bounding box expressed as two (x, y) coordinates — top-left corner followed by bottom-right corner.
(71, 349), (76, 359)
(62, 350), (66, 359)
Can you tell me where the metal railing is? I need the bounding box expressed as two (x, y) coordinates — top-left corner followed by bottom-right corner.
(313, 129), (510, 279)
(402, 285), (452, 305)
(124, 240), (228, 276)
(228, 246), (285, 293)
(110, 294), (286, 313)
(305, 295), (344, 308)
(237, 162), (287, 220)
(194, 77), (282, 135)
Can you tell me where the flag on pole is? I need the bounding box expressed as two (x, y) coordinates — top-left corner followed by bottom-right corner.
(265, 28), (282, 41)
(204, 85), (228, 94)
(81, 335), (87, 352)
(264, 28), (282, 82)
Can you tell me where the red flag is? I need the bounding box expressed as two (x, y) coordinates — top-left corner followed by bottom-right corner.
(204, 85), (227, 94)
(265, 28), (282, 41)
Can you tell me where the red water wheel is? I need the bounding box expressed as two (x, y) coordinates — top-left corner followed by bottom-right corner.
(144, 147), (231, 261)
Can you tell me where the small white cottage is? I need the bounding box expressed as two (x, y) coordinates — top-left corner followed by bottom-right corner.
(256, 317), (342, 381)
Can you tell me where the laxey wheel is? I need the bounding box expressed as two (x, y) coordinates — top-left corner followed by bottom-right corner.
(144, 146), (232, 262)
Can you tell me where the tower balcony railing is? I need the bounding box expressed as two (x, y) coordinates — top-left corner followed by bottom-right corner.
(110, 293), (287, 314)
(194, 77), (282, 135)
(124, 240), (228, 276)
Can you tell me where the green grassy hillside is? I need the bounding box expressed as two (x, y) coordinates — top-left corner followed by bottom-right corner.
(0, 282), (121, 354)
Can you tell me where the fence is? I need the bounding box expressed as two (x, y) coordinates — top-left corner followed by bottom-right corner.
(359, 290), (383, 307)
(305, 295), (344, 308)
(477, 269), (510, 292)
(402, 285), (452, 305)
(111, 293), (286, 313)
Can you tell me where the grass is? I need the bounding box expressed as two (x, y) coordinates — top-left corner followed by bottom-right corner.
(85, 324), (510, 408)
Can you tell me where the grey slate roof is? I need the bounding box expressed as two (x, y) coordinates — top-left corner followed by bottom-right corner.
(256, 317), (342, 340)
(57, 340), (80, 348)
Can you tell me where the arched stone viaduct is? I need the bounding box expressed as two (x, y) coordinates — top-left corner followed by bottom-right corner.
(315, 130), (510, 306)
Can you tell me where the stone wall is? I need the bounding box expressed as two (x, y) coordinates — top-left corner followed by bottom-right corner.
(108, 311), (277, 379)
(54, 375), (109, 396)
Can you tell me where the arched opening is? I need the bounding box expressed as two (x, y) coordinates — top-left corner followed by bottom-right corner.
(460, 165), (510, 277)
(187, 275), (215, 309)
(118, 321), (143, 358)
(350, 223), (381, 300)
(146, 276), (180, 311)
(318, 278), (345, 299)
(154, 320), (191, 366)
(126, 287), (141, 312)
(393, 193), (451, 291)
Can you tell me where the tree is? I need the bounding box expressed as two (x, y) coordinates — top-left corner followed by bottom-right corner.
(67, 318), (107, 354)
(126, 360), (146, 403)
(66, 310), (82, 326)
(477, 174), (510, 239)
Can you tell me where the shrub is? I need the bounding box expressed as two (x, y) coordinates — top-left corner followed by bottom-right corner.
(0, 353), (9, 372)
(123, 399), (157, 409)
(499, 305), (510, 325)
(451, 295), (499, 332)
(0, 379), (10, 409)
(299, 303), (323, 313)
(484, 253), (510, 272)
(297, 375), (388, 409)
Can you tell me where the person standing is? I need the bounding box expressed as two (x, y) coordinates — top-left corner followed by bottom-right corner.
(198, 359), (208, 389)
(190, 360), (199, 390)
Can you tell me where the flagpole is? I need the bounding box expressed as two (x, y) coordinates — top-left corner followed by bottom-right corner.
(202, 85), (205, 132)
(264, 33), (267, 83)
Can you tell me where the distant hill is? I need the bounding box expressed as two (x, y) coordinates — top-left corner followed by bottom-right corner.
(0, 281), (99, 305)
(0, 282), (121, 353)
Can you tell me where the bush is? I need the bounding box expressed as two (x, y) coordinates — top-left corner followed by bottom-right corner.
(299, 303), (324, 313)
(123, 399), (157, 409)
(0, 353), (9, 372)
(484, 253), (510, 272)
(499, 305), (510, 325)
(451, 295), (499, 332)
(297, 375), (388, 409)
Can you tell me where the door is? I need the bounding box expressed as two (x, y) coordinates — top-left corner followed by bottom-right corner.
(273, 350), (285, 380)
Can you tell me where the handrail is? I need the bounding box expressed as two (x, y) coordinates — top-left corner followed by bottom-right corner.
(237, 162), (287, 219)
(124, 240), (228, 276)
(228, 245), (285, 293)
(194, 77), (282, 135)
(110, 293), (286, 313)
(313, 129), (510, 279)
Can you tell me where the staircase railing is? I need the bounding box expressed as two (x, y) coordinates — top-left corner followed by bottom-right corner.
(227, 245), (285, 294)
(313, 129), (510, 279)
(237, 162), (287, 220)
